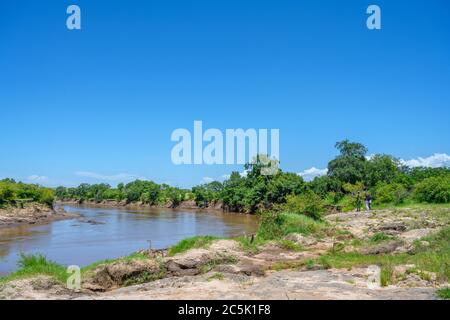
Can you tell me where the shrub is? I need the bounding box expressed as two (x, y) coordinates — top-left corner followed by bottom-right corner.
(374, 182), (408, 205)
(257, 212), (325, 240)
(337, 195), (357, 212)
(414, 176), (450, 203)
(282, 191), (325, 220)
(0, 180), (54, 207)
(37, 188), (55, 206)
(0, 184), (16, 206)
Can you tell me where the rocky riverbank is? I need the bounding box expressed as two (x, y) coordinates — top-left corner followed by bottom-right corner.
(1, 206), (449, 300)
(0, 203), (78, 228)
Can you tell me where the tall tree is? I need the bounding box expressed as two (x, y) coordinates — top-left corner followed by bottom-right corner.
(327, 140), (368, 184)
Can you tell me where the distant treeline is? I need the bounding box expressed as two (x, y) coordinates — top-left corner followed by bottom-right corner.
(0, 179), (54, 208)
(54, 140), (450, 216)
(2, 140), (450, 216)
(56, 181), (189, 207)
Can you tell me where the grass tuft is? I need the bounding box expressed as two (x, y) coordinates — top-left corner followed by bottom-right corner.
(168, 236), (220, 256)
(436, 287), (450, 300)
(0, 253), (68, 284)
(207, 272), (225, 281)
(369, 232), (395, 243)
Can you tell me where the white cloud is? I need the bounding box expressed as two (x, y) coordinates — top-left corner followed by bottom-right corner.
(75, 171), (147, 182)
(220, 174), (231, 180)
(27, 175), (49, 183)
(201, 177), (214, 184)
(400, 153), (450, 168)
(240, 170), (249, 177)
(298, 167), (328, 182)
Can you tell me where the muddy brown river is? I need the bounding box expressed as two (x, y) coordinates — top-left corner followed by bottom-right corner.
(0, 205), (259, 275)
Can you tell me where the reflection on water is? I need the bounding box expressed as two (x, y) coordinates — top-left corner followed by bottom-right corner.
(0, 205), (259, 275)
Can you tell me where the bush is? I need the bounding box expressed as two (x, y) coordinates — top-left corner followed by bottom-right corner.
(0, 180), (54, 207)
(374, 182), (408, 205)
(281, 191), (325, 220)
(336, 195), (357, 212)
(0, 184), (16, 206)
(257, 212), (325, 240)
(38, 188), (55, 206)
(414, 176), (450, 203)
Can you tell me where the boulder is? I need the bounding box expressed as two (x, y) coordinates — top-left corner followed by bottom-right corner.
(284, 233), (317, 247)
(166, 248), (237, 276)
(377, 222), (407, 233)
(400, 229), (433, 243)
(83, 259), (161, 291)
(360, 240), (404, 255)
(214, 263), (265, 276)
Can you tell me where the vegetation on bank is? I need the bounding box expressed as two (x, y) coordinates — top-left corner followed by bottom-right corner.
(3, 140), (447, 214)
(0, 179), (54, 208)
(317, 226), (450, 286)
(437, 287), (450, 299)
(0, 253), (68, 285)
(167, 235), (221, 256)
(0, 251), (153, 286)
(50, 140), (450, 215)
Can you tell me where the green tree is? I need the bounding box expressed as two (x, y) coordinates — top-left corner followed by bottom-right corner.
(327, 140), (368, 184)
(365, 154), (401, 187)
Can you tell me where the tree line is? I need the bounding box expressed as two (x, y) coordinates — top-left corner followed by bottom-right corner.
(2, 140), (449, 217)
(0, 178), (54, 207)
(54, 140), (450, 217)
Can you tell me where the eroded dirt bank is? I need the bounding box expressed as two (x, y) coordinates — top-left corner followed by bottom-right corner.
(0, 203), (78, 228)
(1, 207), (449, 300)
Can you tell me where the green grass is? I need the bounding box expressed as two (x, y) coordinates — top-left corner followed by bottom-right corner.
(235, 212), (326, 254)
(0, 253), (68, 285)
(257, 212), (326, 240)
(436, 287), (450, 299)
(207, 272), (225, 281)
(372, 200), (450, 211)
(235, 236), (266, 254)
(369, 232), (395, 243)
(0, 251), (155, 286)
(318, 226), (450, 284)
(168, 235), (220, 256)
(276, 239), (303, 251)
(380, 265), (394, 287)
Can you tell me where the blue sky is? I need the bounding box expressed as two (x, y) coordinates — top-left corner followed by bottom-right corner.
(1, 0), (449, 188)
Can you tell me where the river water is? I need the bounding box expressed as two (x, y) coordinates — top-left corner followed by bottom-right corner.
(0, 205), (259, 275)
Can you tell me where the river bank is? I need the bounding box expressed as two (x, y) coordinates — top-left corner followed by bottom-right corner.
(1, 205), (448, 300)
(0, 203), (78, 228)
(57, 199), (225, 211)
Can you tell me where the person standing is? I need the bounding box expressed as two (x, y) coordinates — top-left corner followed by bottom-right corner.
(356, 192), (361, 212)
(364, 192), (371, 211)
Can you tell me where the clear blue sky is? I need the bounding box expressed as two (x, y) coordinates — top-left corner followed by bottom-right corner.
(1, 0), (449, 188)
